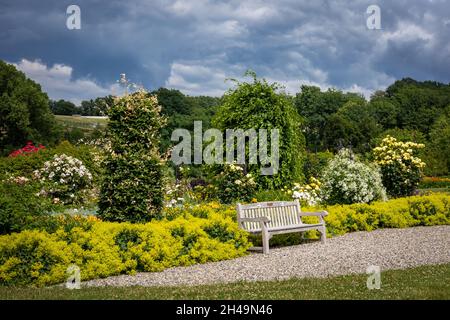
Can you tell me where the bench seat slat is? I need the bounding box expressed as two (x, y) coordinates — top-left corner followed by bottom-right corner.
(268, 223), (322, 232)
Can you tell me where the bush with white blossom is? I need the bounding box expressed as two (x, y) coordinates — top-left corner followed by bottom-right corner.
(321, 149), (386, 205)
(33, 154), (92, 204)
(215, 163), (257, 204)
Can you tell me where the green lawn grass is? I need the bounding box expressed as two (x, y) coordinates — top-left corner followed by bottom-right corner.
(55, 115), (108, 124)
(1, 263), (449, 300)
(55, 115), (107, 132)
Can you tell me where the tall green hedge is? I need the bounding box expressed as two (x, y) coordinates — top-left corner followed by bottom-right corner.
(98, 91), (166, 222)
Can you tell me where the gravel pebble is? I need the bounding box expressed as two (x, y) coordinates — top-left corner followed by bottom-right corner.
(83, 226), (450, 287)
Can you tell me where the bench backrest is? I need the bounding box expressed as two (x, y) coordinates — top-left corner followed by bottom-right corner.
(237, 199), (302, 232)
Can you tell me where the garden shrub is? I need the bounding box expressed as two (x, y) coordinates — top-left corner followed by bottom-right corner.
(425, 110), (450, 176)
(303, 151), (333, 180)
(252, 189), (291, 202)
(0, 140), (102, 183)
(288, 177), (323, 206)
(0, 181), (57, 235)
(213, 163), (257, 204)
(8, 141), (46, 157)
(98, 90), (166, 222)
(373, 135), (426, 197)
(0, 230), (77, 286)
(33, 154), (93, 204)
(191, 183), (219, 203)
(0, 213), (250, 287)
(164, 165), (195, 207)
(162, 202), (236, 221)
(321, 148), (386, 204)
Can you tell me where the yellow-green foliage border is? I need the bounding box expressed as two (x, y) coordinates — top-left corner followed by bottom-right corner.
(0, 212), (250, 287)
(301, 193), (450, 238)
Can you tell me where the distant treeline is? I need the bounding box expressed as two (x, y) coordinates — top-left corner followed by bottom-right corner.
(50, 96), (113, 116)
(49, 78), (450, 176)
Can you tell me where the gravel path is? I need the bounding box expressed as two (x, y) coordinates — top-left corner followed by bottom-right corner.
(83, 226), (450, 287)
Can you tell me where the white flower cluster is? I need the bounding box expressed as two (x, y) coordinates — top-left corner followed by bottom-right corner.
(228, 163), (244, 172)
(4, 175), (29, 185)
(286, 177), (322, 206)
(34, 154), (92, 184)
(165, 197), (185, 208)
(234, 173), (256, 187)
(321, 149), (387, 204)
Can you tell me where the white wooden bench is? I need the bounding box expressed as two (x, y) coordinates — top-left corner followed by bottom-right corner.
(237, 199), (328, 254)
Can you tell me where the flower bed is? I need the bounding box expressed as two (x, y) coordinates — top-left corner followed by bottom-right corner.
(419, 177), (450, 189)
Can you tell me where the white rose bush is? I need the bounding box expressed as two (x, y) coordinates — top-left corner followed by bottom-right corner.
(33, 154), (93, 204)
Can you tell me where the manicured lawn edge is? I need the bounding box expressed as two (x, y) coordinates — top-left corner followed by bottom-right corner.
(1, 263), (449, 300)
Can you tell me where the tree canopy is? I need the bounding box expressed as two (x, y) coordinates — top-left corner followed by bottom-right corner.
(213, 72), (306, 189)
(0, 60), (60, 153)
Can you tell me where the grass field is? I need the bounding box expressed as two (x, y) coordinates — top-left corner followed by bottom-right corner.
(55, 115), (107, 131)
(1, 263), (449, 300)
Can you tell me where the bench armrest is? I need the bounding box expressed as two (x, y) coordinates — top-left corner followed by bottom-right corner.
(300, 210), (328, 224)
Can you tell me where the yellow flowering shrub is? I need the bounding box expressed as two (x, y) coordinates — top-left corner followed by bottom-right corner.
(319, 194), (450, 237)
(0, 212), (250, 287)
(373, 135), (426, 197)
(163, 202), (236, 221)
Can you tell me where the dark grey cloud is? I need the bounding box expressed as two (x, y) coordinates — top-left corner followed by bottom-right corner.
(1, 0), (449, 102)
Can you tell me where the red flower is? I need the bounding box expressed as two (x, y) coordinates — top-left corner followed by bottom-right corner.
(8, 141), (45, 157)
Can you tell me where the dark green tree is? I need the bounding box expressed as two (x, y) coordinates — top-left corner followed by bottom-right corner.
(0, 60), (60, 153)
(294, 85), (365, 151)
(80, 95), (113, 116)
(426, 106), (450, 176)
(50, 99), (79, 115)
(152, 88), (221, 152)
(334, 100), (382, 152)
(385, 78), (450, 135)
(367, 97), (398, 130)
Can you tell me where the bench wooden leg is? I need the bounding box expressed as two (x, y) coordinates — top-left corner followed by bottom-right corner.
(262, 228), (270, 254)
(320, 226), (327, 244)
